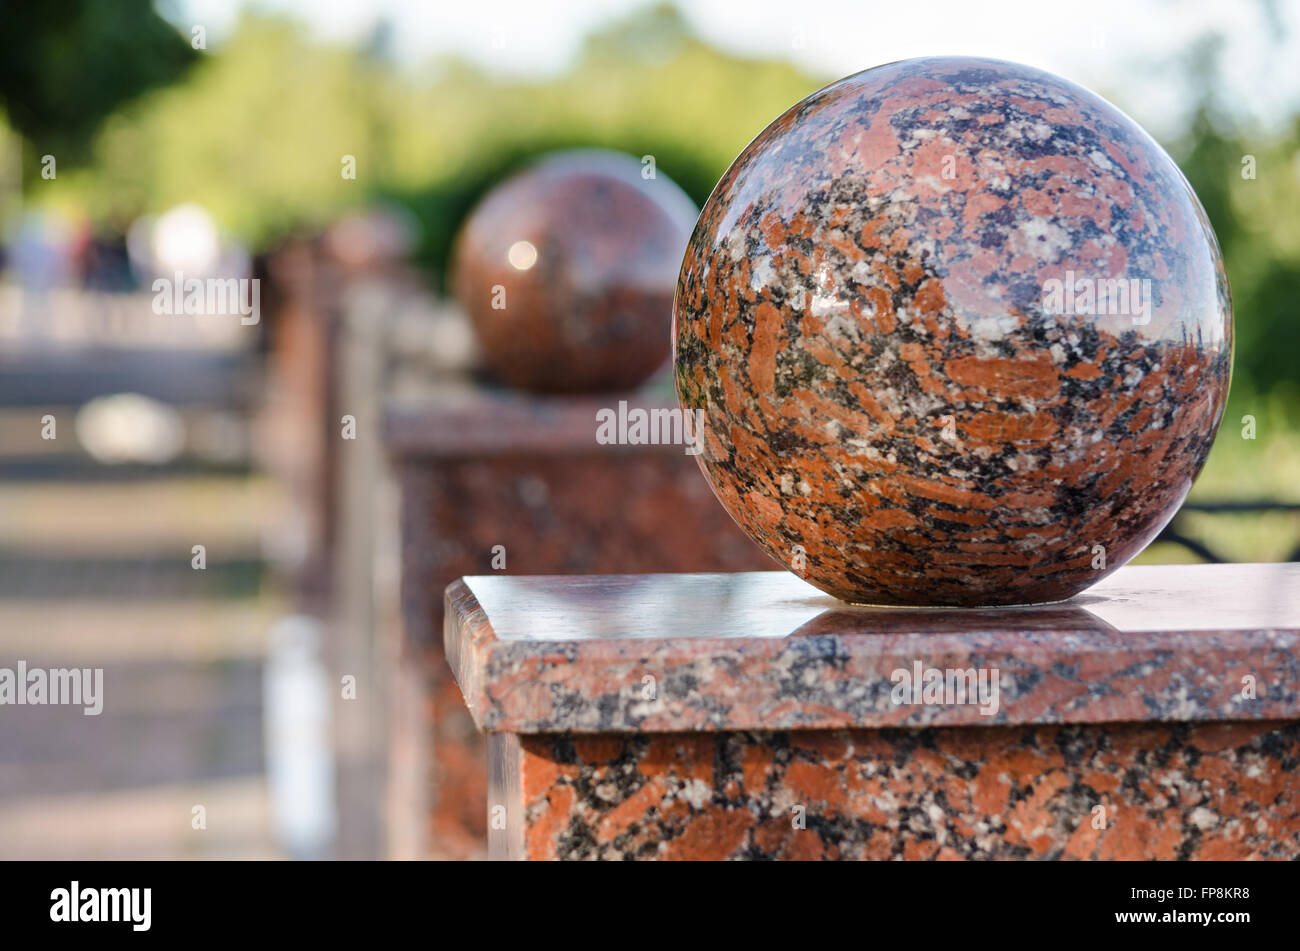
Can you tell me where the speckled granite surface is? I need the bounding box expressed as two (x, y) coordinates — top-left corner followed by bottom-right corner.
(447, 563), (1300, 735)
(494, 722), (1300, 860)
(455, 563), (1298, 860)
(674, 57), (1231, 607)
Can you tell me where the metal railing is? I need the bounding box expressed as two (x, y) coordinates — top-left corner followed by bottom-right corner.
(1158, 500), (1300, 563)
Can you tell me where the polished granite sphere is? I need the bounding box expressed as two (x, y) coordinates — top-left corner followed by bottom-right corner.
(674, 57), (1232, 606)
(453, 150), (698, 393)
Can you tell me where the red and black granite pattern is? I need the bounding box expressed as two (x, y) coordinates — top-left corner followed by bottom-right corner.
(500, 722), (1300, 860)
(674, 57), (1232, 606)
(454, 150), (698, 393)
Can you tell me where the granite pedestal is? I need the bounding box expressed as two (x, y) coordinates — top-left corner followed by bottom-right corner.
(385, 391), (773, 857)
(446, 563), (1300, 859)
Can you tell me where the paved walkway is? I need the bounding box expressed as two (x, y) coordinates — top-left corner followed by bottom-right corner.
(0, 469), (287, 859)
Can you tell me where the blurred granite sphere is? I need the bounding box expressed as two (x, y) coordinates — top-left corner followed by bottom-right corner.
(453, 150), (699, 393)
(674, 57), (1232, 606)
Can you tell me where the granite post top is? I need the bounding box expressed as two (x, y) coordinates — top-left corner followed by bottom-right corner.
(383, 386), (681, 458)
(445, 563), (1300, 734)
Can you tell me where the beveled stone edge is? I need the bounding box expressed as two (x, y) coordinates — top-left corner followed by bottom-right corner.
(445, 577), (496, 730)
(444, 576), (1300, 735)
(383, 391), (680, 458)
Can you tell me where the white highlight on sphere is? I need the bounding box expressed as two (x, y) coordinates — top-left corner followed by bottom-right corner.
(507, 239), (538, 270)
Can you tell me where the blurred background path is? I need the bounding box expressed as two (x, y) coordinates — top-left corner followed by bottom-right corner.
(0, 291), (287, 859)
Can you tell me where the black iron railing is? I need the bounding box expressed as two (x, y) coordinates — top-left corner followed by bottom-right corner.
(1157, 500), (1300, 563)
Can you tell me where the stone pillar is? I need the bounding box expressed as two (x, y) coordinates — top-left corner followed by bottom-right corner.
(445, 563), (1300, 860)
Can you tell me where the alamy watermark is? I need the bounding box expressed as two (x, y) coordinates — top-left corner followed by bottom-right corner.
(152, 271), (260, 325)
(50, 882), (150, 931)
(890, 661), (1001, 716)
(1042, 270), (1151, 326)
(0, 661), (103, 715)
(596, 400), (705, 456)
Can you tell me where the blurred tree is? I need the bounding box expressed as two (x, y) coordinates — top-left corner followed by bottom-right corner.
(45, 6), (823, 279)
(1172, 32), (1300, 403)
(392, 3), (822, 287)
(0, 0), (197, 169)
(55, 15), (377, 241)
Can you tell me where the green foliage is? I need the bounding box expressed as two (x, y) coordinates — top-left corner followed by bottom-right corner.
(52, 15), (379, 240)
(1175, 110), (1300, 404)
(388, 3), (822, 288)
(36, 6), (820, 273)
(0, 0), (197, 168)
